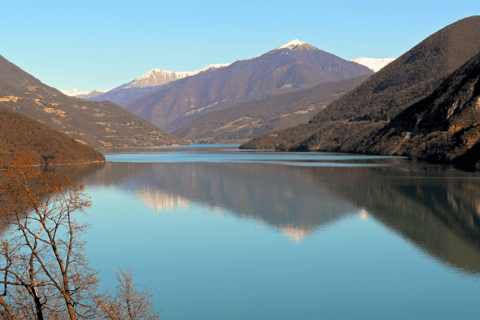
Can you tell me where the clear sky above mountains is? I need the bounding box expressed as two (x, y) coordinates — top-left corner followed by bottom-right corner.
(1, 0), (479, 91)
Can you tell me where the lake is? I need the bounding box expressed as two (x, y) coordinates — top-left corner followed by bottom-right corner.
(78, 145), (480, 319)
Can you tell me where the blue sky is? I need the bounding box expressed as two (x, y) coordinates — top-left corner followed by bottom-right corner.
(1, 0), (479, 91)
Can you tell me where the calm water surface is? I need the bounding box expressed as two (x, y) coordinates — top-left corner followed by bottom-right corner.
(78, 145), (480, 319)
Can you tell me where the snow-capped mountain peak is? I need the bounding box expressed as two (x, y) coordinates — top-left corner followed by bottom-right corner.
(277, 39), (307, 50)
(130, 63), (230, 88)
(350, 57), (395, 72)
(60, 63), (231, 97)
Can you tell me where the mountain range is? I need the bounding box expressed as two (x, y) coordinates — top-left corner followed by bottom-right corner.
(57, 46), (394, 145)
(120, 39), (374, 132)
(63, 57), (389, 103)
(61, 53), (392, 144)
(241, 16), (480, 165)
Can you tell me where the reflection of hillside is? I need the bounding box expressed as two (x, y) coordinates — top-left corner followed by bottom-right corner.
(78, 159), (480, 272)
(78, 162), (193, 212)
(281, 225), (317, 243)
(80, 161), (357, 239)
(311, 166), (480, 273)
(135, 188), (189, 212)
(47, 162), (106, 182)
(78, 162), (152, 186)
(145, 162), (357, 233)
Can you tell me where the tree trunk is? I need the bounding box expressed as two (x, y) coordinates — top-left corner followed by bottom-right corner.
(32, 294), (44, 320)
(66, 301), (76, 320)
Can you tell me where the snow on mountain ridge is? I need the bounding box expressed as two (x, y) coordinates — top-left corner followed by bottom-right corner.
(192, 63), (231, 75)
(59, 88), (112, 97)
(277, 39), (307, 50)
(59, 89), (92, 96)
(61, 64), (231, 95)
(350, 57), (395, 72)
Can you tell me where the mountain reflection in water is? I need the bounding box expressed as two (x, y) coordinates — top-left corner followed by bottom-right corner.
(80, 161), (356, 242)
(79, 154), (480, 273)
(315, 166), (480, 273)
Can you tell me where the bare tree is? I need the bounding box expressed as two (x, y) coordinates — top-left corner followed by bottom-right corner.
(0, 153), (99, 319)
(0, 153), (162, 319)
(98, 267), (161, 320)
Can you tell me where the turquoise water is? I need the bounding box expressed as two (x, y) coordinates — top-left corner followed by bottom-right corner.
(79, 145), (480, 319)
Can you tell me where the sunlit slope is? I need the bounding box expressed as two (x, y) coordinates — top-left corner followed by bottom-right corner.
(0, 55), (187, 148)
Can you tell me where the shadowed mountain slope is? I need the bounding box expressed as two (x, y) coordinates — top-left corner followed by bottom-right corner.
(0, 108), (104, 167)
(123, 40), (373, 132)
(173, 75), (371, 143)
(354, 50), (480, 170)
(0, 54), (187, 148)
(240, 16), (480, 152)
